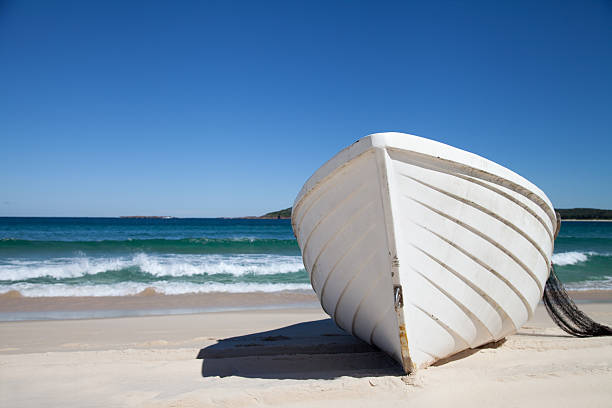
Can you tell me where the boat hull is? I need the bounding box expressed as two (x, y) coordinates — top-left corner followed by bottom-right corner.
(292, 133), (556, 372)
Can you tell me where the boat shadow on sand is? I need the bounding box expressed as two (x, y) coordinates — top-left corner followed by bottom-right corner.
(197, 318), (405, 379)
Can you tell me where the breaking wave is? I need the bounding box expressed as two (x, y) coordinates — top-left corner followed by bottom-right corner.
(552, 251), (591, 266)
(0, 253), (305, 281)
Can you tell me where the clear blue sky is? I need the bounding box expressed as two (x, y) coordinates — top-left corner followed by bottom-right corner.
(1, 1), (611, 217)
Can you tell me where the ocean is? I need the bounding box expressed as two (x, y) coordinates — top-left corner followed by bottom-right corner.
(0, 217), (610, 297)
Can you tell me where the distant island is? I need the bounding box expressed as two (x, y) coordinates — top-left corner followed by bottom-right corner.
(119, 216), (176, 219)
(556, 208), (612, 220)
(246, 207), (612, 221)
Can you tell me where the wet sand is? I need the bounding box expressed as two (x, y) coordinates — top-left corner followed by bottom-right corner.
(0, 290), (319, 314)
(0, 289), (608, 317)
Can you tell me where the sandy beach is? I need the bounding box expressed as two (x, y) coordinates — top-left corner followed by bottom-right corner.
(1, 293), (612, 408)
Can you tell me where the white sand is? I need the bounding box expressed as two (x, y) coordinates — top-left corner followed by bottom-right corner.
(1, 303), (611, 407)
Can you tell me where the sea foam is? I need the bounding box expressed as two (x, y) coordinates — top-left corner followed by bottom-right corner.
(0, 253), (305, 281)
(563, 276), (612, 291)
(551, 251), (591, 266)
(0, 282), (312, 297)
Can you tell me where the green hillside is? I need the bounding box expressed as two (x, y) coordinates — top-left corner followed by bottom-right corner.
(556, 208), (612, 220)
(261, 207), (292, 219)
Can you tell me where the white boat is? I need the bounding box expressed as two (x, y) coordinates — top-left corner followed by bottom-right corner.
(291, 132), (557, 372)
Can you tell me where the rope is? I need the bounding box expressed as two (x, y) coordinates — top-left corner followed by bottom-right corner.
(543, 266), (612, 337)
(542, 212), (612, 337)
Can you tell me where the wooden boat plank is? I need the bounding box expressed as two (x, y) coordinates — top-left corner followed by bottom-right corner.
(292, 132), (557, 372)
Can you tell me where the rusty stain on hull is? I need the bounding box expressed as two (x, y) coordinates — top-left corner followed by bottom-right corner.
(398, 324), (414, 373)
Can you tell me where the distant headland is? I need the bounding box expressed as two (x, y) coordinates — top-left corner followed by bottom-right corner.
(119, 216), (176, 219)
(556, 208), (612, 221)
(238, 208), (292, 220)
(239, 207), (612, 221)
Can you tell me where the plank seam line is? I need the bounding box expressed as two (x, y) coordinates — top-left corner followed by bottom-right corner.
(351, 271), (386, 338)
(400, 173), (551, 268)
(368, 303), (394, 345)
(301, 182), (369, 269)
(293, 180), (337, 244)
(318, 218), (377, 301)
(386, 152), (554, 240)
(332, 250), (378, 324)
(408, 242), (518, 333)
(412, 267), (495, 343)
(310, 201), (375, 295)
(386, 147), (557, 228)
(454, 173), (554, 242)
(411, 302), (470, 352)
(413, 221), (535, 318)
(405, 195), (544, 296)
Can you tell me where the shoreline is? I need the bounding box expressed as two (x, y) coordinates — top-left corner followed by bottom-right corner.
(1, 302), (611, 407)
(0, 290), (319, 321)
(0, 289), (610, 322)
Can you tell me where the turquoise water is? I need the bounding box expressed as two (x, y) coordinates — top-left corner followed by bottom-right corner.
(0, 218), (610, 297)
(0, 218), (308, 296)
(551, 221), (612, 290)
